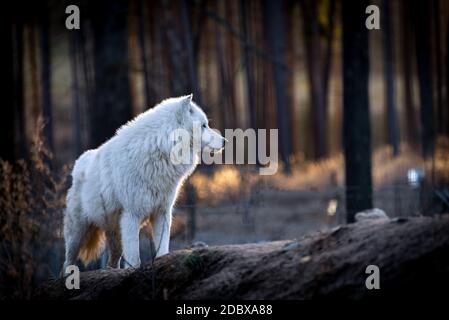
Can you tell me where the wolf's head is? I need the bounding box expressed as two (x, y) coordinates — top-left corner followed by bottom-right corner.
(172, 94), (226, 153)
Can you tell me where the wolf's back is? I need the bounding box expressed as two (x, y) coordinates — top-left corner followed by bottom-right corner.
(72, 149), (96, 180)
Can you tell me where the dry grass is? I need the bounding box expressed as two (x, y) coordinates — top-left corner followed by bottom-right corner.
(190, 166), (248, 204)
(271, 144), (425, 190)
(190, 140), (449, 204)
(0, 118), (69, 299)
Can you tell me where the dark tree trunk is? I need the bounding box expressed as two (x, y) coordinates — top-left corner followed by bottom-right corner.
(28, 22), (41, 126)
(412, 0), (435, 158)
(432, 0), (443, 136)
(39, 2), (54, 156)
(180, 0), (200, 239)
(138, 0), (152, 109)
(89, 0), (132, 148)
(150, 0), (170, 100)
(263, 0), (291, 172)
(400, 0), (418, 146)
(446, 19), (449, 136)
(342, 0), (373, 223)
(1, 5), (27, 162)
(192, 2), (206, 69)
(225, 1), (238, 127)
(70, 30), (83, 155)
(240, 1), (256, 129)
(215, 1), (231, 132)
(301, 0), (327, 159)
(70, 21), (94, 156)
(162, 1), (187, 96)
(382, 0), (400, 156)
(180, 0), (202, 104)
(322, 0), (336, 108)
(2, 16), (17, 161)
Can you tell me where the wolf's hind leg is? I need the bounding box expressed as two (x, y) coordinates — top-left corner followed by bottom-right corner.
(63, 216), (88, 273)
(105, 225), (122, 268)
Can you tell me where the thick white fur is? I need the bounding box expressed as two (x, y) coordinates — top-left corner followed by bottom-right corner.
(63, 95), (225, 270)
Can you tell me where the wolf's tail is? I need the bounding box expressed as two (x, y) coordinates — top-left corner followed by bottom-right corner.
(78, 225), (106, 265)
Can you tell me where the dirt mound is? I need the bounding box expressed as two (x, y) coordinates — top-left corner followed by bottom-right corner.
(35, 215), (449, 299)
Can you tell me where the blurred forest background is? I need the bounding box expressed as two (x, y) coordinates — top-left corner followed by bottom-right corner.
(1, 0), (449, 298)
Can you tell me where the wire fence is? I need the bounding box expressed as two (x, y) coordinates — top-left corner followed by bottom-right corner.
(169, 166), (449, 250)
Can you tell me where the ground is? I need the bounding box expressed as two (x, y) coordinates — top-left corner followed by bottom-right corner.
(35, 214), (449, 299)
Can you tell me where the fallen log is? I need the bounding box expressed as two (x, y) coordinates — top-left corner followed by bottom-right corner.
(35, 215), (449, 299)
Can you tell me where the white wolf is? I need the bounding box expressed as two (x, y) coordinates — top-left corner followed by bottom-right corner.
(63, 95), (225, 270)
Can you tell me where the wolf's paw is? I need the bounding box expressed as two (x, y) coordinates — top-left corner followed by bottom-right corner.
(119, 255), (141, 269)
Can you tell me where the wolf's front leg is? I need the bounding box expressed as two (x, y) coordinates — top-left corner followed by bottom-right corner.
(120, 213), (141, 268)
(152, 210), (172, 258)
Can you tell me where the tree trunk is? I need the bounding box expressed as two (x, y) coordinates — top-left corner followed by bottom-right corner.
(239, 0), (258, 157)
(39, 2), (54, 157)
(382, 0), (400, 156)
(70, 30), (83, 155)
(301, 0), (327, 159)
(446, 18), (449, 136)
(90, 0), (132, 148)
(162, 1), (188, 96)
(180, 0), (202, 104)
(412, 0), (435, 158)
(322, 0), (336, 108)
(342, 0), (373, 223)
(400, 0), (418, 147)
(1, 6), (26, 162)
(137, 0), (152, 109)
(215, 1), (231, 132)
(179, 0), (200, 239)
(149, 0), (170, 100)
(225, 1), (239, 127)
(432, 0), (443, 136)
(28, 22), (41, 131)
(263, 0), (291, 172)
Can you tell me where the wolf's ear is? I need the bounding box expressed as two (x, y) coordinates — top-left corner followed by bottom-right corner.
(177, 94), (193, 123)
(181, 94), (193, 108)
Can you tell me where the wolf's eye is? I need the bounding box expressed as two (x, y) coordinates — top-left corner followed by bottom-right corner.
(202, 123), (206, 128)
